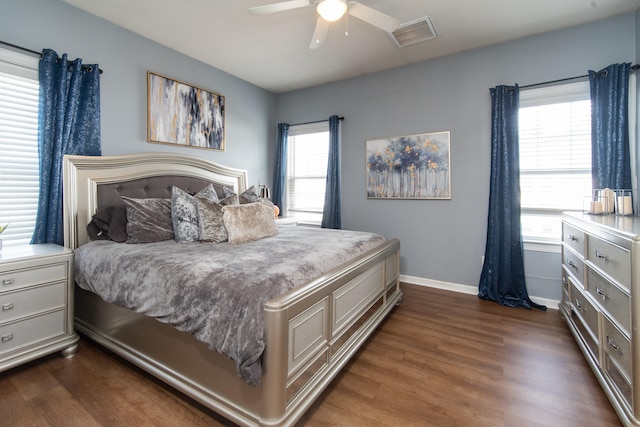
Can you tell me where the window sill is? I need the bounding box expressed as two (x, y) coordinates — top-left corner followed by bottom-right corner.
(523, 239), (562, 253)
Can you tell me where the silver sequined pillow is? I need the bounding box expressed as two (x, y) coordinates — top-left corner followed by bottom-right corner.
(171, 184), (219, 243)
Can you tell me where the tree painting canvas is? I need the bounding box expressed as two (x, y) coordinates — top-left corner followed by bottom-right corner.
(147, 72), (225, 151)
(366, 131), (451, 199)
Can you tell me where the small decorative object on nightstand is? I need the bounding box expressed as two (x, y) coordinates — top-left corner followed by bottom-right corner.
(0, 244), (79, 372)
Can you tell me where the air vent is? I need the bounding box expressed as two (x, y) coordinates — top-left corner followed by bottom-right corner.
(389, 16), (438, 48)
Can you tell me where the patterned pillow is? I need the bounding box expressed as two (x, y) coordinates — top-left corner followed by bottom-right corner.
(171, 184), (219, 243)
(122, 197), (173, 243)
(223, 185), (273, 207)
(222, 202), (279, 244)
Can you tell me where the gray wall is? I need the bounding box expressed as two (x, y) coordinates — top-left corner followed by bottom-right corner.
(1, 0), (276, 187)
(275, 13), (638, 302)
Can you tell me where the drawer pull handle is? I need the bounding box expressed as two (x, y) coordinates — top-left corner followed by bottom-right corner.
(595, 287), (607, 300)
(567, 260), (576, 269)
(1, 333), (13, 343)
(607, 336), (622, 353)
(567, 234), (576, 241)
(562, 276), (568, 285)
(1, 302), (14, 311)
(2, 278), (15, 286)
(575, 299), (584, 311)
(595, 251), (606, 260)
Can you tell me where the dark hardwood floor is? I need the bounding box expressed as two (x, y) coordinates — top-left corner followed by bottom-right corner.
(1, 284), (622, 427)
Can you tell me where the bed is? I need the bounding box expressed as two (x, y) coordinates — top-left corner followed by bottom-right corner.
(62, 152), (401, 427)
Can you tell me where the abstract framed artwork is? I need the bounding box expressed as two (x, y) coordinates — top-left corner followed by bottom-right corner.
(366, 131), (451, 199)
(147, 71), (225, 151)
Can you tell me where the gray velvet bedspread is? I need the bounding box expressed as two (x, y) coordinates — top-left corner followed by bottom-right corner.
(73, 226), (387, 386)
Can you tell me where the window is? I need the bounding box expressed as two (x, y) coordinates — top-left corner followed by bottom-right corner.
(519, 80), (592, 242)
(285, 122), (329, 225)
(0, 47), (40, 247)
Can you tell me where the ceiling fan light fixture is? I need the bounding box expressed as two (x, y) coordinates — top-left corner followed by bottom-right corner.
(316, 0), (347, 22)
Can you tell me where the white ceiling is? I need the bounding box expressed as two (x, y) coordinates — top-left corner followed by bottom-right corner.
(62, 0), (639, 93)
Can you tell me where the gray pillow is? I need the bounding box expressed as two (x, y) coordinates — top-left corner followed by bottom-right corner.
(222, 185), (264, 204)
(222, 202), (279, 244)
(195, 197), (228, 243)
(122, 197), (173, 243)
(171, 184), (218, 243)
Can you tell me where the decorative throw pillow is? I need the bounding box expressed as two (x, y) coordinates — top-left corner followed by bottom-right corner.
(195, 197), (228, 243)
(87, 206), (127, 242)
(122, 197), (174, 243)
(223, 185), (273, 207)
(171, 184), (218, 243)
(222, 202), (279, 244)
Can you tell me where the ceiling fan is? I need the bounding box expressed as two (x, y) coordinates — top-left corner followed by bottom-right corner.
(249, 0), (401, 49)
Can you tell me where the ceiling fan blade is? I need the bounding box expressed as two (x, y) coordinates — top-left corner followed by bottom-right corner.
(309, 16), (330, 49)
(347, 1), (400, 33)
(249, 0), (314, 15)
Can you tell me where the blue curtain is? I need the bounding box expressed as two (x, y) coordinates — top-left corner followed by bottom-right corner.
(272, 122), (289, 215)
(321, 115), (341, 229)
(32, 49), (102, 245)
(589, 63), (632, 192)
(478, 85), (545, 310)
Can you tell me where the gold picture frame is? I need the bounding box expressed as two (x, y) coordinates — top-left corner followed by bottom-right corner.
(147, 71), (225, 151)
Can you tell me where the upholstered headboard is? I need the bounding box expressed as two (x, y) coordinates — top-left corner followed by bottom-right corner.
(95, 176), (226, 209)
(63, 152), (248, 250)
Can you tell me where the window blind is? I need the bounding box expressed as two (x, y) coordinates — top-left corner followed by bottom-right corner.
(519, 80), (592, 241)
(286, 122), (329, 224)
(0, 48), (39, 246)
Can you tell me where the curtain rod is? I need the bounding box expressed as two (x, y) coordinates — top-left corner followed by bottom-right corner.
(0, 40), (103, 74)
(520, 64), (639, 89)
(291, 116), (344, 127)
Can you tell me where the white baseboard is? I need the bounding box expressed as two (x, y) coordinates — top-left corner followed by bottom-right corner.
(399, 274), (560, 310)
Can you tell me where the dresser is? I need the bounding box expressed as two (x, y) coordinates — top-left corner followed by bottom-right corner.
(0, 244), (78, 372)
(561, 212), (640, 426)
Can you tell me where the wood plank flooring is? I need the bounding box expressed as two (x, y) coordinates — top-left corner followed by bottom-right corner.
(0, 284), (622, 427)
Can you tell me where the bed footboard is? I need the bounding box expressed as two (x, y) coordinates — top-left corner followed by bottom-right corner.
(74, 238), (400, 427)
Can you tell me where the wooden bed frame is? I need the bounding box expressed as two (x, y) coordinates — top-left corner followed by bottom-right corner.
(62, 152), (401, 426)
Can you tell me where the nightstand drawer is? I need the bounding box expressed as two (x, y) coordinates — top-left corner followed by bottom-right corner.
(586, 267), (630, 336)
(0, 310), (66, 355)
(563, 223), (585, 256)
(0, 263), (67, 291)
(0, 282), (66, 324)
(587, 235), (630, 291)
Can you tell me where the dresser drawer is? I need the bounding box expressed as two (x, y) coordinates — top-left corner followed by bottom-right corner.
(604, 352), (632, 408)
(563, 222), (585, 256)
(0, 282), (66, 324)
(587, 235), (630, 291)
(560, 271), (571, 312)
(569, 280), (599, 347)
(563, 249), (584, 284)
(586, 267), (630, 336)
(0, 263), (68, 292)
(602, 316), (631, 380)
(0, 310), (66, 355)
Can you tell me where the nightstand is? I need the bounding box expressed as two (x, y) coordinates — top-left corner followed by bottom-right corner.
(0, 244), (79, 372)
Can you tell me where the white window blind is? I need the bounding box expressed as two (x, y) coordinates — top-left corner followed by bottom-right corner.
(0, 48), (39, 246)
(519, 80), (592, 242)
(286, 122), (329, 224)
